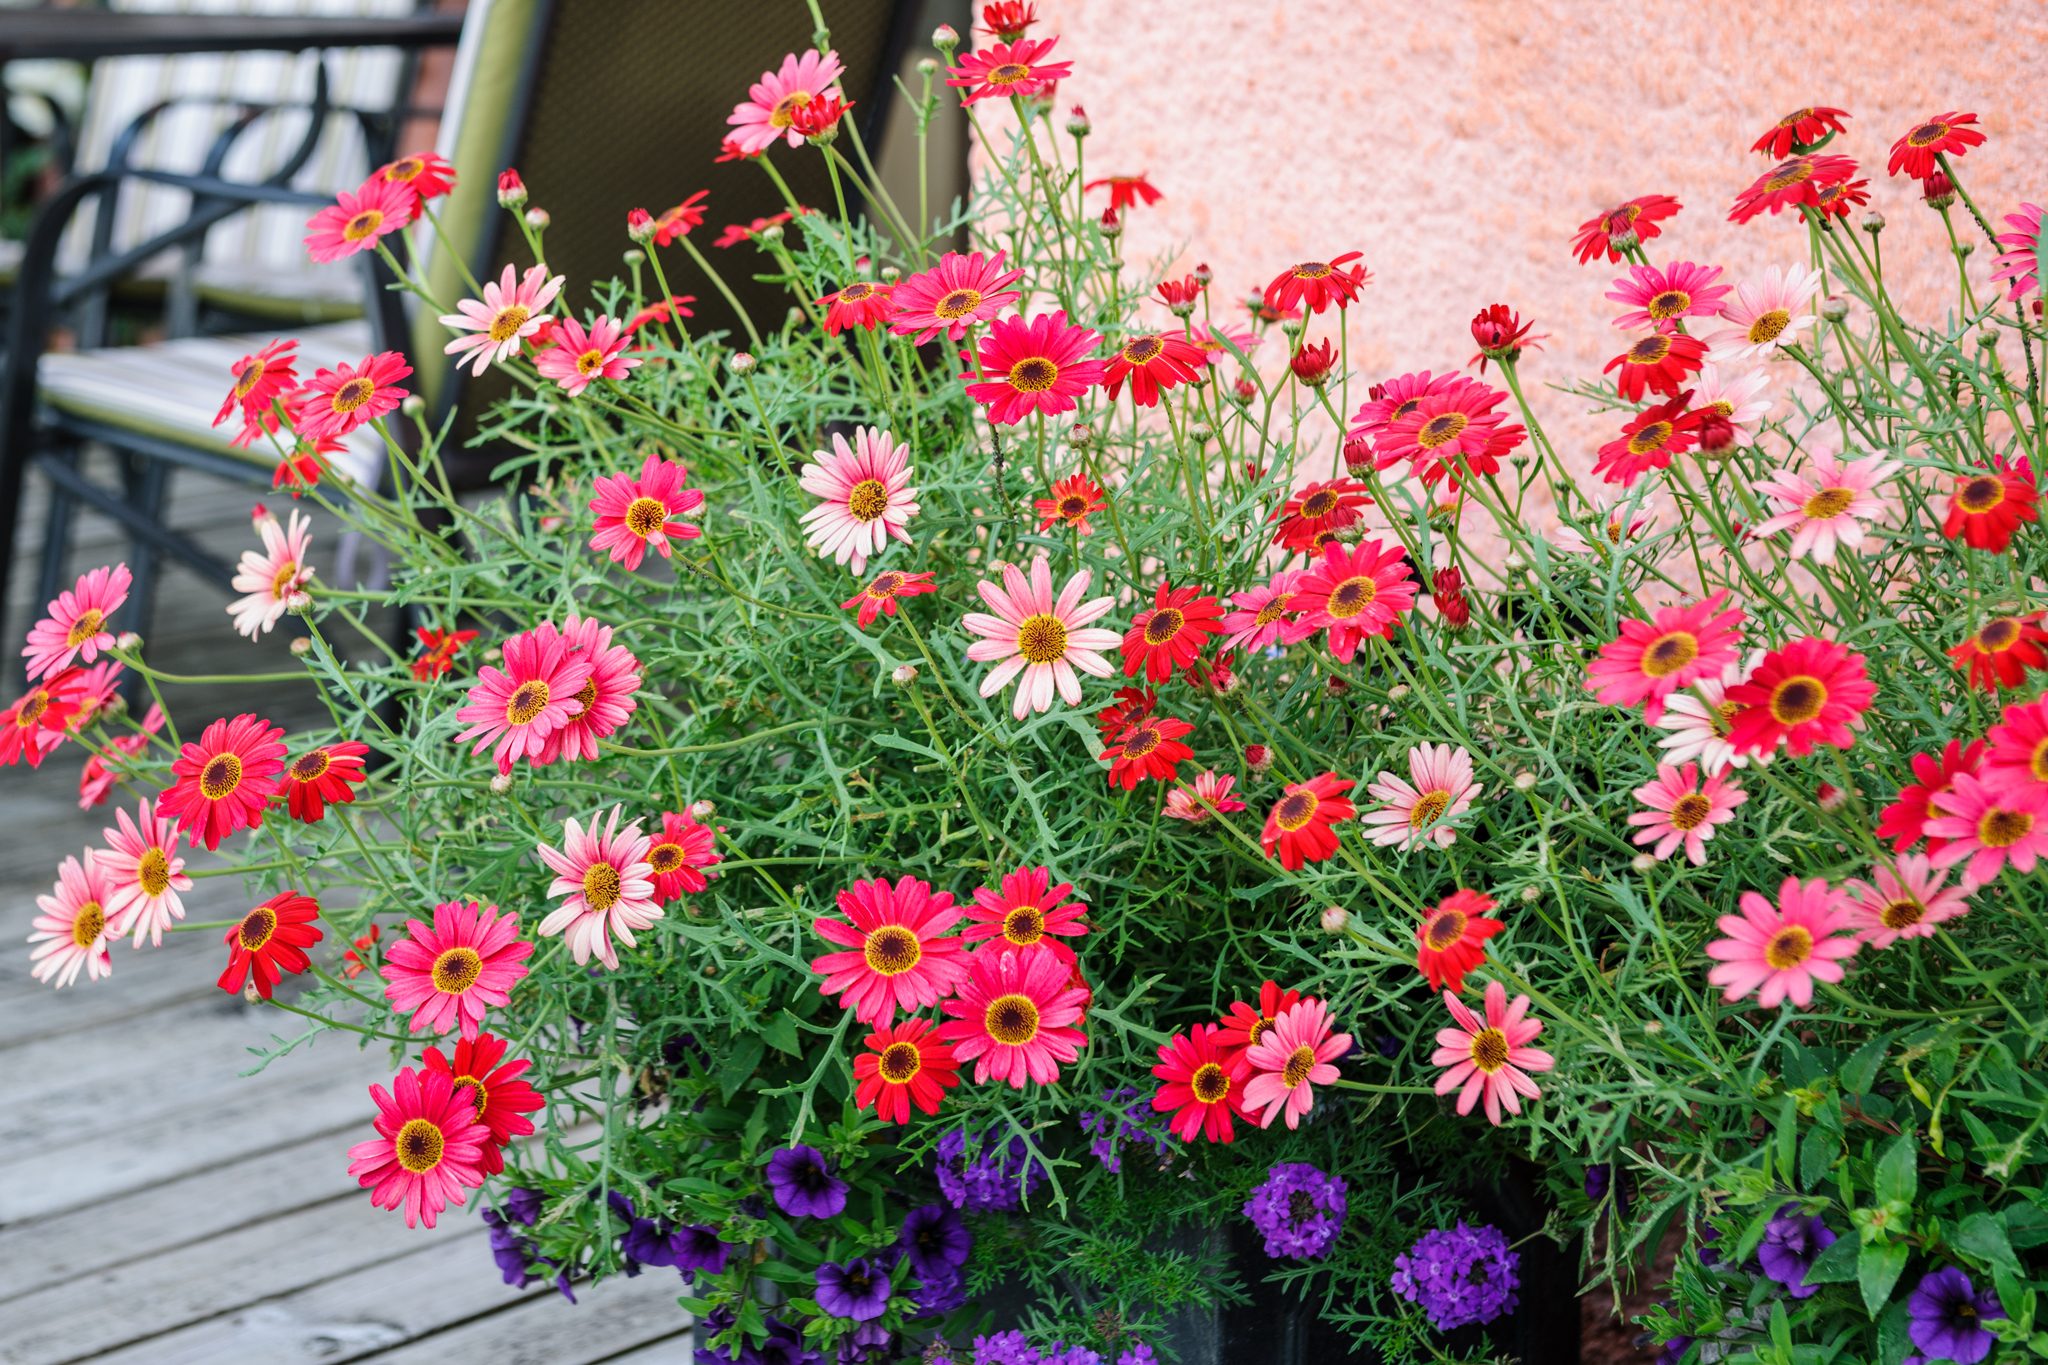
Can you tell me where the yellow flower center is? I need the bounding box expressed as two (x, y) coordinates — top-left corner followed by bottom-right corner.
(863, 924), (922, 975)
(1007, 357), (1060, 392)
(1280, 1044), (1317, 1088)
(1958, 475), (2005, 513)
(768, 90), (813, 128)
(67, 608), (106, 647)
(878, 1040), (922, 1083)
(1769, 675), (1827, 725)
(647, 842), (684, 874)
(983, 992), (1040, 1045)
(1803, 486), (1854, 520)
(199, 753), (243, 800)
(1001, 905), (1046, 946)
(1015, 614), (1069, 665)
(1325, 575), (1377, 620)
(290, 749), (331, 782)
(1978, 808), (2034, 848)
(138, 847), (171, 897)
(1408, 789), (1451, 830)
(506, 680), (550, 726)
(1469, 1027), (1510, 1073)
(1120, 336), (1164, 364)
(1143, 608), (1184, 644)
(269, 559), (301, 600)
(1626, 420), (1674, 455)
(71, 901), (105, 949)
(342, 210), (384, 242)
(934, 287), (983, 319)
(331, 377), (375, 414)
(1669, 793), (1713, 830)
(1748, 309), (1791, 345)
(237, 906), (278, 952)
(1190, 1062), (1230, 1103)
(1629, 334), (1672, 364)
(1880, 898), (1924, 931)
(1765, 925), (1813, 970)
(1415, 412), (1469, 449)
(582, 862), (622, 912)
(1424, 908), (1468, 950)
(1640, 630), (1698, 678)
(487, 304), (531, 343)
(394, 1117), (445, 1173)
(233, 357), (267, 398)
(1647, 290), (1690, 320)
(1273, 790), (1320, 832)
(576, 348), (606, 377)
(1976, 617), (2021, 651)
(432, 945), (484, 993)
(846, 479), (890, 522)
(987, 61), (1031, 86)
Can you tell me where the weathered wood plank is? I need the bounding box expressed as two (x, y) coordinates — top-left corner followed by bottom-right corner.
(356, 1264), (692, 1365)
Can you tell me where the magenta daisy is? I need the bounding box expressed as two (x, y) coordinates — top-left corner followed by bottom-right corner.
(964, 311), (1108, 425)
(535, 806), (659, 970)
(1706, 265), (1822, 364)
(799, 426), (920, 574)
(1926, 773), (2048, 885)
(1219, 569), (1305, 653)
(1706, 876), (1858, 1008)
(810, 874), (970, 1025)
(346, 1065), (490, 1229)
(945, 36), (1073, 105)
(1163, 769), (1247, 824)
(227, 506), (314, 640)
(160, 713), (287, 850)
(1845, 855), (1971, 950)
(962, 556), (1120, 720)
(727, 48), (846, 156)
(1372, 382), (1510, 486)
(1585, 591), (1745, 724)
(439, 263), (563, 376)
(936, 944), (1089, 1088)
(29, 851), (115, 988)
(645, 809), (720, 902)
(381, 900), (534, 1039)
(588, 451), (704, 570)
(1361, 742), (1484, 850)
(532, 615), (641, 765)
(1628, 762), (1746, 865)
(1749, 444), (1899, 564)
(452, 626), (594, 775)
(23, 563), (129, 680)
(1288, 539), (1418, 663)
(1431, 981), (1555, 1126)
(888, 249), (1024, 344)
(1991, 203), (2045, 302)
(1605, 261), (1732, 331)
(292, 351), (411, 442)
(963, 865), (1088, 956)
(535, 315), (640, 395)
(94, 797), (192, 946)
(304, 175), (416, 263)
(1241, 998), (1350, 1131)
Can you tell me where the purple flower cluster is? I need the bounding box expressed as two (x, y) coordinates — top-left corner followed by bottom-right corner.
(1390, 1221), (1520, 1331)
(1755, 1204), (1836, 1299)
(1242, 1162), (1348, 1260)
(1077, 1087), (1172, 1172)
(969, 1334), (1155, 1365)
(766, 1144), (851, 1219)
(935, 1129), (1047, 1213)
(607, 1190), (735, 1282)
(481, 1186), (575, 1301)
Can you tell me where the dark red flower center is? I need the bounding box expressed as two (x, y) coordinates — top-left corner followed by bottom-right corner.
(237, 906), (278, 952)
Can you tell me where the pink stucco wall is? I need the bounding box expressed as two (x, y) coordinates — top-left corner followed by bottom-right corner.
(1033, 0), (2048, 479)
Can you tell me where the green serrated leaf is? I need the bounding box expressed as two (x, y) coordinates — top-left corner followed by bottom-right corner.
(1955, 1211), (2021, 1277)
(1875, 1134), (1918, 1208)
(1858, 1239), (1909, 1318)
(1841, 1033), (1890, 1094)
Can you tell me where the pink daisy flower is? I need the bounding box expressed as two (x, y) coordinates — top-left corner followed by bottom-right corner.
(66, 659), (124, 730)
(304, 175), (416, 263)
(452, 627), (594, 775)
(213, 337), (298, 444)
(1628, 762), (1746, 865)
(962, 556), (1120, 720)
(381, 900), (534, 1040)
(962, 864), (1087, 957)
(840, 568), (937, 629)
(1372, 382), (1509, 486)
(77, 702), (164, 810)
(159, 713), (287, 850)
(945, 36), (1072, 105)
(1844, 855), (1971, 949)
(588, 451), (704, 570)
(1706, 265), (1823, 364)
(94, 797), (191, 946)
(963, 312), (1108, 426)
(1431, 980), (1555, 1126)
(1985, 695), (2048, 789)
(1990, 203), (2045, 302)
(1690, 362), (1774, 439)
(439, 263), (562, 376)
(29, 851), (115, 988)
(1926, 772), (2048, 885)
(811, 874), (970, 1025)
(1287, 539), (1418, 663)
(645, 809), (720, 902)
(936, 944), (1089, 1087)
(535, 806), (659, 970)
(531, 615), (641, 765)
(292, 351), (411, 442)
(1652, 654), (1770, 775)
(535, 315), (640, 396)
(227, 506), (314, 639)
(1749, 444), (1899, 564)
(1705, 876), (1858, 1008)
(889, 249), (1023, 344)
(726, 48), (846, 156)
(799, 426), (919, 574)
(1586, 590), (1745, 724)
(23, 563), (129, 680)
(1605, 260), (1732, 330)
(1241, 997), (1350, 1131)
(1163, 769), (1247, 824)
(345, 1065), (490, 1229)
(1362, 742), (1484, 850)
(1219, 569), (1305, 653)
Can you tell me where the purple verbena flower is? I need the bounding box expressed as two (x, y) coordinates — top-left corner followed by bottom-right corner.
(1390, 1220), (1521, 1331)
(1907, 1266), (2004, 1365)
(973, 1330), (1040, 1365)
(1756, 1204), (1835, 1299)
(936, 1130), (1046, 1213)
(816, 1256), (893, 1322)
(766, 1144), (850, 1219)
(1243, 1162), (1348, 1259)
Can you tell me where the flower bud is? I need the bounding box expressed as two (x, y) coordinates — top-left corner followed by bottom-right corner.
(1630, 853), (1657, 873)
(289, 636), (313, 657)
(891, 663), (919, 685)
(496, 168), (527, 209)
(1325, 676), (1350, 697)
(880, 265), (901, 283)
(761, 223), (785, 243)
(688, 799), (717, 821)
(1066, 105), (1091, 137)
(1921, 171), (1956, 209)
(931, 23), (958, 49)
(1386, 683), (1409, 701)
(1860, 210), (1885, 234)
(916, 56), (939, 76)
(1320, 905), (1351, 934)
(1278, 317), (1304, 339)
(626, 207), (657, 244)
(728, 352), (756, 375)
(1068, 423), (1095, 449)
(1187, 424), (1212, 444)
(1192, 262), (1213, 286)
(1232, 378), (1257, 405)
(524, 207), (550, 230)
(1820, 296), (1849, 323)
(1342, 434), (1373, 469)
(622, 249), (645, 268)
(1289, 340), (1335, 388)
(1098, 207), (1122, 239)
(1513, 771), (1537, 792)
(490, 772), (514, 794)
(116, 631), (143, 651)
(1245, 743), (1272, 773)
(1519, 884), (1541, 904)
(1977, 326), (2000, 349)
(1697, 412), (1737, 454)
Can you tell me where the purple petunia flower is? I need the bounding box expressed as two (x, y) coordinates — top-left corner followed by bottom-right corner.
(1390, 1220), (1521, 1331)
(1243, 1162), (1349, 1259)
(672, 1223), (734, 1280)
(766, 1144), (850, 1219)
(1908, 1266), (2005, 1364)
(1756, 1204), (1836, 1299)
(504, 1186), (545, 1225)
(816, 1256), (893, 1322)
(837, 1321), (896, 1364)
(936, 1130), (1047, 1213)
(482, 1206), (576, 1302)
(909, 1269), (968, 1317)
(900, 1203), (973, 1281)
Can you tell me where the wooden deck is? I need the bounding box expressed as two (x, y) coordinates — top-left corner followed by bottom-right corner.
(0, 461), (695, 1362)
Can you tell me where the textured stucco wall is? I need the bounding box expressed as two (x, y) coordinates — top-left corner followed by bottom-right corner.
(1033, 0), (2048, 477)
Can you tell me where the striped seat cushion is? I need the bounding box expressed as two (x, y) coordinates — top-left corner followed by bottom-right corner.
(37, 321), (389, 488)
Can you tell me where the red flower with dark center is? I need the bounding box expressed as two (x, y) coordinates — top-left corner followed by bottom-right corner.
(1729, 153), (1859, 224)
(1725, 636), (1877, 757)
(1948, 613), (2048, 690)
(817, 281), (893, 335)
(1093, 685), (1155, 742)
(1100, 714), (1195, 790)
(790, 93), (851, 140)
(643, 808), (721, 902)
(1260, 772), (1355, 869)
(1262, 251), (1369, 315)
(1810, 177), (1871, 218)
(1103, 331), (1205, 408)
(1375, 381), (1510, 488)
(282, 740), (369, 823)
(962, 311), (1107, 425)
(946, 36), (1072, 105)
(1084, 174), (1161, 213)
(1121, 582), (1224, 682)
(1593, 393), (1703, 487)
(1271, 479), (1372, 552)
(1414, 888), (1503, 993)
(1887, 111), (1983, 180)
(1150, 1023), (1249, 1144)
(979, 1), (1038, 41)
(1943, 460), (2038, 552)
(411, 627), (478, 681)
(1603, 331), (1706, 403)
(217, 890), (322, 1000)
(0, 668), (82, 769)
(839, 569), (937, 630)
(1877, 739), (1983, 856)
(1216, 980), (1302, 1067)
(1752, 106), (1850, 158)
(1035, 472), (1108, 534)
(853, 1017), (961, 1123)
(421, 1032), (544, 1176)
(1569, 194), (1681, 264)
(160, 713), (288, 850)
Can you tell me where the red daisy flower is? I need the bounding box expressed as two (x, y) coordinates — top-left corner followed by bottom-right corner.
(213, 337), (299, 440)
(1725, 636), (1877, 757)
(1433, 567), (1472, 630)
(1593, 392), (1703, 486)
(625, 294), (696, 336)
(304, 176), (416, 263)
(376, 150), (458, 201)
(1260, 772), (1356, 870)
(889, 248), (1023, 344)
(936, 944), (1089, 1087)
(979, 1), (1038, 41)
(945, 36), (1072, 104)
(1949, 613), (2048, 691)
(1604, 331), (1707, 403)
(1100, 714), (1195, 790)
(160, 713), (288, 850)
(1943, 460), (2038, 552)
(292, 350), (412, 442)
(1289, 539), (1418, 663)
(1887, 111), (1984, 179)
(382, 900), (534, 1039)
(817, 281), (894, 335)
(1271, 479), (1372, 553)
(963, 864), (1087, 957)
(217, 890), (322, 1000)
(411, 627), (478, 681)
(1150, 1023), (1249, 1144)
(1121, 582), (1224, 682)
(1373, 381), (1510, 488)
(1728, 153), (1859, 224)
(1877, 738), (1983, 855)
(644, 808), (720, 902)
(282, 740), (369, 823)
(1093, 685), (1155, 742)
(1414, 889), (1503, 994)
(810, 875), (969, 1026)
(1752, 106), (1850, 158)
(840, 569), (937, 630)
(1103, 332), (1205, 408)
(1262, 251), (1369, 316)
(1035, 472), (1107, 534)
(962, 311), (1107, 425)
(271, 435), (338, 493)
(1288, 339), (1337, 388)
(1084, 173), (1161, 213)
(853, 1017), (961, 1124)
(1570, 194), (1681, 264)
(789, 93), (852, 141)
(421, 1032), (543, 1176)
(1585, 589), (1745, 724)
(1468, 303), (1544, 372)
(1811, 177), (1871, 218)
(1216, 980), (1302, 1065)
(0, 669), (83, 769)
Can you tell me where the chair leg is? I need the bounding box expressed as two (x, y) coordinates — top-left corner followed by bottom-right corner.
(117, 454), (173, 706)
(32, 450), (83, 629)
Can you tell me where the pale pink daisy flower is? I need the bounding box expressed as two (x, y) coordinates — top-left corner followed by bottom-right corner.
(23, 563), (130, 680)
(453, 627), (593, 775)
(963, 556), (1120, 720)
(1217, 569), (1304, 654)
(1705, 876), (1858, 1008)
(1844, 854), (1971, 949)
(1550, 498), (1657, 557)
(1926, 772), (2048, 886)
(1706, 264), (1823, 364)
(439, 263), (563, 376)
(588, 452), (703, 570)
(798, 426), (919, 574)
(381, 900), (534, 1039)
(535, 806), (660, 969)
(1604, 260), (1731, 331)
(1749, 444), (1900, 564)
(1242, 998), (1350, 1130)
(1361, 742), (1483, 849)
(29, 851), (115, 988)
(532, 615), (641, 765)
(1690, 363), (1773, 438)
(534, 315), (640, 396)
(1431, 980), (1555, 1126)
(1163, 769), (1247, 824)
(888, 248), (1024, 345)
(1653, 654), (1771, 775)
(94, 797), (192, 946)
(228, 506), (314, 639)
(726, 48), (846, 156)
(1628, 762), (1746, 866)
